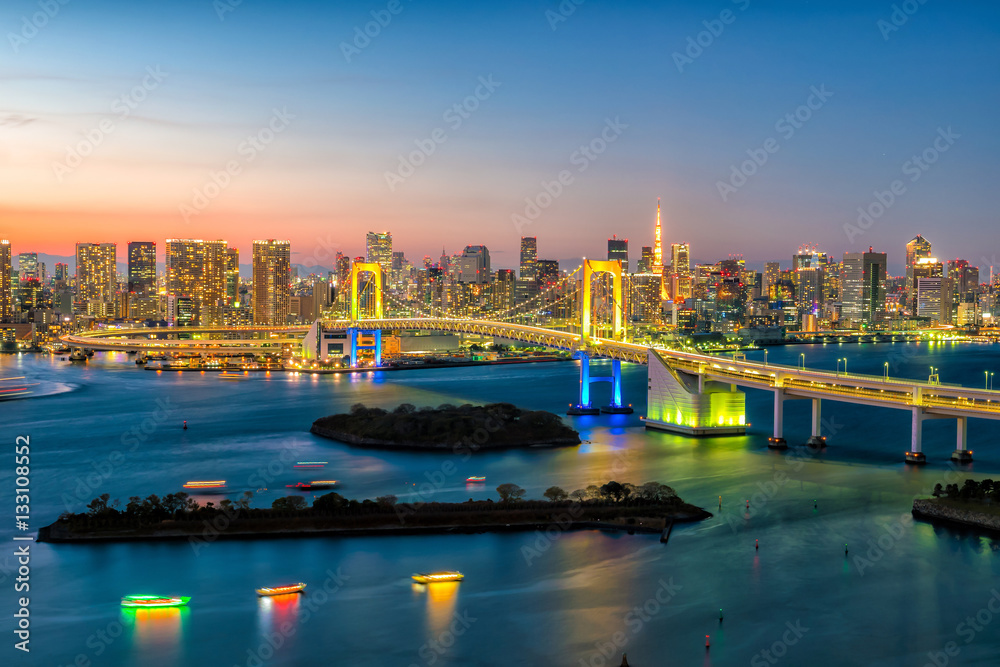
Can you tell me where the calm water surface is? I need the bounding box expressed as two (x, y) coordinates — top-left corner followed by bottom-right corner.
(2, 341), (999, 666)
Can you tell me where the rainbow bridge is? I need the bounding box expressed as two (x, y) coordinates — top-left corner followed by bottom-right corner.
(63, 260), (1000, 464)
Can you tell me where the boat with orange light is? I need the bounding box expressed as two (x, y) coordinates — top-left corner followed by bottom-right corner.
(255, 583), (307, 596)
(121, 595), (190, 608)
(286, 481), (338, 491)
(219, 371), (248, 379)
(465, 476), (486, 483)
(183, 480), (226, 491)
(412, 571), (464, 584)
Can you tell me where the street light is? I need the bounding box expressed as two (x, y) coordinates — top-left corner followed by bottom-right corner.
(884, 361), (889, 381)
(764, 349), (768, 367)
(799, 353), (805, 371)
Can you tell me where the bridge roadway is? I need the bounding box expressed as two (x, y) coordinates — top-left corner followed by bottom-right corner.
(62, 318), (1000, 423)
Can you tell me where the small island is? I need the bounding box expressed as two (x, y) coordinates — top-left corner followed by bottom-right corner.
(310, 402), (581, 451)
(912, 480), (1000, 534)
(37, 481), (711, 544)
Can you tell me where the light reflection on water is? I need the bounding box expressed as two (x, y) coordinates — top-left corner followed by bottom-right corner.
(4, 345), (1000, 666)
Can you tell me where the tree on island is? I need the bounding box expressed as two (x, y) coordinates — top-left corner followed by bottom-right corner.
(496, 483), (526, 503)
(543, 486), (568, 502)
(569, 489), (588, 502)
(272, 496), (308, 511)
(376, 495), (398, 506)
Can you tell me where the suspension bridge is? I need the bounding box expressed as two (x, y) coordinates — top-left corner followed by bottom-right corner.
(63, 260), (1000, 464)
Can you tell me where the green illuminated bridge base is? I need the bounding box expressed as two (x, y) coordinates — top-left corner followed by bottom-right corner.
(63, 319), (1000, 461)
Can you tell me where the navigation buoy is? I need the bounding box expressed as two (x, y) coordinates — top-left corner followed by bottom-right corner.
(719, 495), (722, 508)
(814, 499), (818, 509)
(183, 420), (188, 430)
(719, 608), (724, 622)
(755, 539), (759, 551)
(844, 543), (848, 555)
(746, 499), (750, 509)
(705, 634), (711, 648)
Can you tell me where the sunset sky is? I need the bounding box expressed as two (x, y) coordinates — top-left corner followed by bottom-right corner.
(2, 0), (999, 272)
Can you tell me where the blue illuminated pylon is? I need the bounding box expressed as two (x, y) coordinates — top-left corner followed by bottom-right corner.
(567, 354), (632, 415)
(348, 328), (382, 368)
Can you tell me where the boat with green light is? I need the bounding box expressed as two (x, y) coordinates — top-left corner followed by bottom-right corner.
(120, 595), (191, 608)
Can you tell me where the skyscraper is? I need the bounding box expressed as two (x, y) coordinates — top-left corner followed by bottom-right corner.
(366, 231), (392, 276)
(842, 249), (887, 327)
(608, 236), (628, 272)
(17, 253), (38, 282)
(493, 269), (516, 311)
(458, 245), (491, 284)
(519, 237), (537, 279)
(252, 239), (292, 325)
(0, 241), (11, 322)
(226, 247), (240, 305)
(637, 246), (654, 274)
(165, 239), (228, 325)
(127, 242), (156, 296)
(763, 262), (781, 300)
(76, 242), (117, 317)
(905, 235), (932, 310)
(670, 242), (691, 299)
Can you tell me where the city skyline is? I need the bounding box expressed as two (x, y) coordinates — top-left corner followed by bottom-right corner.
(3, 1), (999, 264)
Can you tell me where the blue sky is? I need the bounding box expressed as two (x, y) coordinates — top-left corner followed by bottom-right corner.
(2, 0), (999, 272)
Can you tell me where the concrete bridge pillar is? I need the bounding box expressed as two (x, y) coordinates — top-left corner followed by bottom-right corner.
(768, 390), (788, 449)
(952, 416), (973, 464)
(806, 398), (827, 449)
(906, 408), (927, 464)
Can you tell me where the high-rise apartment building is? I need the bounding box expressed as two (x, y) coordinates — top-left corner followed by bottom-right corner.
(225, 247), (240, 305)
(608, 236), (629, 273)
(519, 237), (537, 279)
(252, 239), (291, 325)
(366, 231), (392, 276)
(165, 239), (228, 325)
(0, 241), (11, 322)
(76, 243), (117, 317)
(842, 249), (888, 327)
(127, 242), (156, 296)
